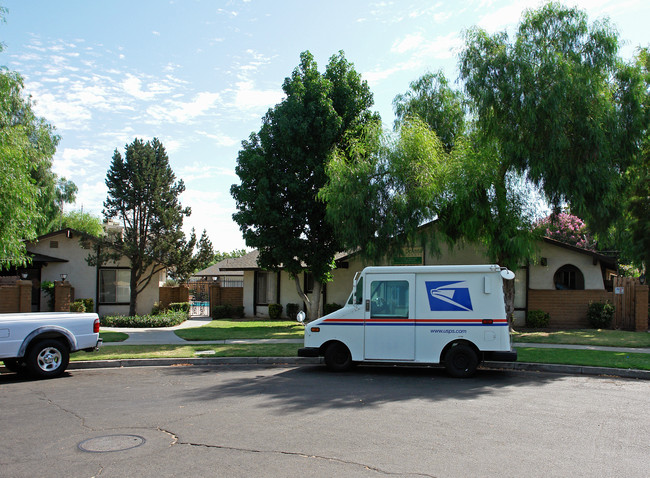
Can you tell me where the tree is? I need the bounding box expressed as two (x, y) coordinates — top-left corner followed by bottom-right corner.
(100, 138), (190, 316)
(0, 68), (60, 269)
(231, 51), (378, 320)
(533, 212), (596, 250)
(393, 70), (466, 152)
(169, 228), (215, 283)
(59, 210), (103, 237)
(459, 2), (645, 233)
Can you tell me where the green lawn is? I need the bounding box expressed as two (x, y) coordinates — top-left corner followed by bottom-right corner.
(512, 328), (650, 348)
(72, 343), (301, 361)
(174, 319), (304, 341)
(515, 347), (650, 371)
(99, 331), (129, 343)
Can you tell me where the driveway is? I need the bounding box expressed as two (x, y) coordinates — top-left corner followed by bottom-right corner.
(1, 365), (648, 477)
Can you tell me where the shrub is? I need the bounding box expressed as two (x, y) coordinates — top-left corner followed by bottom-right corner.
(286, 303), (300, 321)
(164, 278), (179, 286)
(151, 301), (163, 315)
(69, 300), (86, 313)
(100, 310), (187, 328)
(80, 298), (94, 312)
(169, 302), (190, 314)
(212, 305), (232, 319)
(526, 309), (550, 328)
(232, 305), (245, 318)
(324, 303), (343, 315)
(587, 301), (615, 329)
(268, 303), (283, 320)
(41, 281), (55, 310)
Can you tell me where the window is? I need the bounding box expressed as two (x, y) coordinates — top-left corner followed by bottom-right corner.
(99, 269), (130, 303)
(370, 280), (409, 318)
(304, 271), (314, 294)
(348, 277), (364, 305)
(256, 271), (277, 305)
(554, 264), (584, 290)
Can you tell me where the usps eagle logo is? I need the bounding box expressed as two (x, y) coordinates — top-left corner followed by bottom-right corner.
(425, 281), (473, 311)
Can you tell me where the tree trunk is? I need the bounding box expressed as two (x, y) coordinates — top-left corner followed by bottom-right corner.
(502, 277), (515, 326)
(129, 268), (138, 317)
(292, 275), (323, 321)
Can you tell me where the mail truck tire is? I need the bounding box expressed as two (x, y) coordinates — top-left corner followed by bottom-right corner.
(444, 343), (478, 378)
(26, 339), (69, 379)
(325, 342), (352, 372)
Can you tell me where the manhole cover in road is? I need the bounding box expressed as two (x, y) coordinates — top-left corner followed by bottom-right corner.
(78, 434), (146, 453)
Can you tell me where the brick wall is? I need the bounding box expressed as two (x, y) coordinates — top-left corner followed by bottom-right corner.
(159, 285), (189, 309)
(54, 281), (73, 312)
(635, 285), (649, 332)
(528, 290), (613, 328)
(0, 280), (32, 313)
(210, 285), (243, 308)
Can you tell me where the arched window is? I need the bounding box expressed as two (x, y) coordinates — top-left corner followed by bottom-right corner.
(554, 264), (584, 290)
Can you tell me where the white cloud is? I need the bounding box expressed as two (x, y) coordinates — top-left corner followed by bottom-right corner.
(146, 91), (222, 123)
(122, 74), (156, 100)
(230, 80), (283, 111)
(197, 130), (238, 147)
(391, 32), (425, 53)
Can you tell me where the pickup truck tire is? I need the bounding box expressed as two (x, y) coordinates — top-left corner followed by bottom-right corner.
(25, 339), (70, 379)
(444, 343), (478, 378)
(3, 359), (26, 374)
(324, 342), (352, 372)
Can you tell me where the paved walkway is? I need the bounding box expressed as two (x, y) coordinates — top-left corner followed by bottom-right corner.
(101, 317), (650, 354)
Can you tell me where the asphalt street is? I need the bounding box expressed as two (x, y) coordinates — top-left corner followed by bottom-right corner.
(1, 364), (648, 477)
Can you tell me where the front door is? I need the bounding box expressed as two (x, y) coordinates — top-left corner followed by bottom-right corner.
(364, 274), (415, 360)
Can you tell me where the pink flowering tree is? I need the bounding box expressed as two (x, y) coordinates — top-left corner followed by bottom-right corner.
(534, 213), (596, 250)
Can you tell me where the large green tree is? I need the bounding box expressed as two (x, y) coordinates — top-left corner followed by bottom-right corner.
(170, 228), (215, 284)
(459, 2), (644, 233)
(231, 51), (378, 319)
(0, 68), (61, 269)
(100, 138), (190, 315)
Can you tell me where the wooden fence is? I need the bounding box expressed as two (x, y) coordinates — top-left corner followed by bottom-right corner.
(612, 276), (649, 331)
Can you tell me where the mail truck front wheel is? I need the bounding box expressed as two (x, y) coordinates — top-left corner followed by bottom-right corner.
(325, 342), (352, 372)
(444, 343), (478, 378)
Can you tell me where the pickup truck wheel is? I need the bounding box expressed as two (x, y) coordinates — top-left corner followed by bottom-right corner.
(444, 343), (478, 378)
(26, 340), (70, 379)
(3, 359), (26, 374)
(324, 342), (352, 372)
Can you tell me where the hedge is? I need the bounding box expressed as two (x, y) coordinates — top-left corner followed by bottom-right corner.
(100, 310), (188, 328)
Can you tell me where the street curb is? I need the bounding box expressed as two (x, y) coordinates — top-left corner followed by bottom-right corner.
(67, 357), (650, 380)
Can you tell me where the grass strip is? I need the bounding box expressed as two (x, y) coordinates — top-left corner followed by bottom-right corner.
(515, 347), (650, 370)
(175, 320), (304, 341)
(71, 343), (301, 361)
(512, 329), (650, 348)
(99, 331), (129, 343)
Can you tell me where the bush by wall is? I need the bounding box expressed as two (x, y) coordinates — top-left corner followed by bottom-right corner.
(286, 303), (300, 320)
(212, 305), (232, 319)
(69, 300), (86, 313)
(526, 309), (550, 328)
(587, 301), (615, 329)
(169, 302), (190, 313)
(100, 310), (187, 328)
(268, 303), (283, 320)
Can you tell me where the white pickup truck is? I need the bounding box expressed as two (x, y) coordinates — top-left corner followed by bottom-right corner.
(0, 312), (102, 378)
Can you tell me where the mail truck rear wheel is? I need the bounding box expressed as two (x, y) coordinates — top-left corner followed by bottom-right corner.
(325, 342), (352, 372)
(444, 343), (478, 378)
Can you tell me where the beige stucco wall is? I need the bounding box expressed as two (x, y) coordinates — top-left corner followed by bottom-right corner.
(27, 231), (162, 316)
(528, 242), (604, 290)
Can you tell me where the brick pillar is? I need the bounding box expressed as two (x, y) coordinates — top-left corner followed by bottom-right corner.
(54, 281), (72, 312)
(17, 280), (32, 313)
(210, 284), (221, 307)
(635, 285), (649, 332)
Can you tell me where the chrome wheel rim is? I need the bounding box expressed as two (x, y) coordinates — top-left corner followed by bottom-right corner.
(37, 347), (62, 372)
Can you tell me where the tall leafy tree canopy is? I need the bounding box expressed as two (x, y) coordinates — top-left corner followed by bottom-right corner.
(231, 51), (378, 319)
(459, 2), (645, 233)
(100, 138), (190, 315)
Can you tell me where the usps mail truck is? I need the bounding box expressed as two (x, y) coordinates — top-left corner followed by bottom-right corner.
(298, 265), (517, 377)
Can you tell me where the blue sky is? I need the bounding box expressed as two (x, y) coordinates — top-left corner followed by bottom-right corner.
(2, 0), (648, 251)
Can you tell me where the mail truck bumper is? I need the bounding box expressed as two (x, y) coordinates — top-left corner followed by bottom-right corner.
(483, 349), (517, 362)
(298, 347), (321, 358)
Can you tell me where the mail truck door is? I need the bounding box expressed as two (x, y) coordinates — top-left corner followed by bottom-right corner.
(364, 274), (415, 360)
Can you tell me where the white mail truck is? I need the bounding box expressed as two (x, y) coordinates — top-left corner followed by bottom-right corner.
(298, 265), (517, 377)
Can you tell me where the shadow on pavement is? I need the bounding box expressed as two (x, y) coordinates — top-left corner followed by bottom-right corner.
(170, 363), (566, 413)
